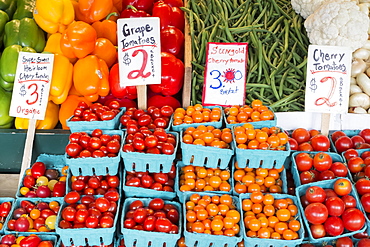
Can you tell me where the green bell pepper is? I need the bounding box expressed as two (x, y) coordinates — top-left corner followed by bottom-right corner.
(4, 17), (46, 52)
(0, 75), (13, 91)
(0, 45), (36, 83)
(13, 0), (35, 20)
(0, 10), (9, 49)
(0, 86), (14, 128)
(0, 0), (16, 19)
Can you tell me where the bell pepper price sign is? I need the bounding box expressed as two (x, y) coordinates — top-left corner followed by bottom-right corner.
(8, 52), (54, 185)
(305, 45), (352, 113)
(305, 45), (352, 136)
(202, 42), (248, 106)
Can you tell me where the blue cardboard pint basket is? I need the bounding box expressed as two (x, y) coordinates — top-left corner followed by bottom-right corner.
(0, 198), (14, 234)
(295, 178), (367, 243)
(121, 198), (182, 247)
(4, 197), (63, 235)
(232, 127), (290, 169)
(181, 130), (234, 169)
(122, 166), (177, 200)
(175, 161), (232, 203)
(183, 192), (243, 247)
(65, 130), (123, 176)
(239, 193), (304, 247)
(329, 130), (370, 154)
(0, 234), (58, 246)
(224, 106), (277, 129)
(231, 158), (288, 196)
(16, 154), (67, 198)
(121, 131), (178, 173)
(66, 107), (125, 133)
(171, 106), (223, 132)
(56, 195), (120, 246)
(291, 151), (347, 188)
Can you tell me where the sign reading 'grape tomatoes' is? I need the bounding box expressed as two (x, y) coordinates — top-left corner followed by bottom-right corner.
(202, 42), (248, 107)
(305, 45), (352, 114)
(9, 52), (54, 120)
(117, 17), (161, 86)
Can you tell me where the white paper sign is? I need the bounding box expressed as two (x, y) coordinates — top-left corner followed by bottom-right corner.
(9, 52), (54, 120)
(202, 42), (247, 106)
(117, 17), (161, 86)
(305, 45), (352, 113)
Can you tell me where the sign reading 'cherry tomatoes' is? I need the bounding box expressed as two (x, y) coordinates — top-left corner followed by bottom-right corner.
(9, 52), (54, 120)
(202, 42), (248, 107)
(305, 45), (351, 114)
(117, 17), (161, 86)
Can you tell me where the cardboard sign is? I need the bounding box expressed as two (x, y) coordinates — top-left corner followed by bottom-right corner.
(202, 42), (248, 106)
(305, 45), (352, 113)
(117, 17), (161, 86)
(9, 52), (54, 120)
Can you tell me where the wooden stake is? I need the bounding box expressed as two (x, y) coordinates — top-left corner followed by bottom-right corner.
(18, 119), (37, 185)
(321, 113), (331, 136)
(182, 0), (192, 107)
(137, 85), (147, 110)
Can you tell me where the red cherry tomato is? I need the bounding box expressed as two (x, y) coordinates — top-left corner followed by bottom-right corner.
(311, 134), (330, 151)
(304, 203), (328, 224)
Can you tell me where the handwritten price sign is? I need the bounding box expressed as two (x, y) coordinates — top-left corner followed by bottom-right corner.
(9, 52), (54, 120)
(202, 42), (248, 106)
(117, 17), (161, 86)
(305, 45), (352, 114)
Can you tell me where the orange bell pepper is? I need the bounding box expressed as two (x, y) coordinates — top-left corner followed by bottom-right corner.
(76, 0), (114, 23)
(91, 38), (117, 68)
(44, 33), (77, 63)
(60, 21), (97, 59)
(68, 84), (83, 96)
(49, 54), (73, 104)
(59, 95), (92, 129)
(73, 55), (110, 102)
(113, 0), (123, 12)
(91, 13), (118, 46)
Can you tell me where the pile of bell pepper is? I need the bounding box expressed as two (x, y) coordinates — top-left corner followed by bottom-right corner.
(0, 0), (185, 130)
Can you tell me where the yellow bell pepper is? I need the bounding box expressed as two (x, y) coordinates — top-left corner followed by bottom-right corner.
(15, 101), (59, 129)
(33, 0), (75, 34)
(44, 33), (77, 63)
(49, 54), (73, 104)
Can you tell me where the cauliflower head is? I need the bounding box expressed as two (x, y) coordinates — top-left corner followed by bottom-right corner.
(304, 0), (369, 52)
(291, 0), (327, 19)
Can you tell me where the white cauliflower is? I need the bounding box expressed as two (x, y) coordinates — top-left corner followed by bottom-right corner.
(291, 0), (327, 19)
(304, 0), (369, 51)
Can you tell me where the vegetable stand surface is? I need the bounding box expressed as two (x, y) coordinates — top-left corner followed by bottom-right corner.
(184, 0), (309, 112)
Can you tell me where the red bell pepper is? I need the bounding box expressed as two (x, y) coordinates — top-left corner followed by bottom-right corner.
(149, 52), (184, 96)
(120, 5), (150, 18)
(147, 94), (181, 109)
(122, 0), (154, 14)
(109, 63), (138, 99)
(98, 93), (138, 109)
(161, 26), (184, 59)
(152, 1), (184, 31)
(155, 0), (183, 8)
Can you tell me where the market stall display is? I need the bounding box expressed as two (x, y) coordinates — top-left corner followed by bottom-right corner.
(1, 0), (370, 247)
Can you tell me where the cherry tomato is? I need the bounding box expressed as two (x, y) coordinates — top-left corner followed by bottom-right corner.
(324, 216), (344, 236)
(95, 197), (111, 212)
(288, 138), (298, 151)
(330, 162), (348, 177)
(343, 149), (359, 161)
(359, 128), (370, 143)
(155, 218), (172, 233)
(62, 207), (76, 221)
(310, 224), (326, 239)
(358, 238), (370, 247)
(291, 128), (310, 144)
(306, 186), (326, 203)
(85, 216), (99, 228)
(149, 198), (165, 210)
(162, 143), (175, 155)
(342, 208), (365, 231)
(325, 196), (345, 216)
(331, 131), (346, 143)
(107, 139), (121, 154)
(311, 134), (330, 151)
(356, 178), (370, 196)
(65, 143), (83, 158)
(334, 178), (352, 196)
(143, 215), (156, 231)
(30, 162), (46, 179)
(335, 136), (353, 153)
(64, 191), (81, 204)
(318, 170), (336, 181)
(360, 193), (370, 212)
(313, 152), (332, 172)
(294, 153), (313, 172)
(304, 203), (328, 224)
(100, 215), (114, 228)
(133, 208), (148, 224)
